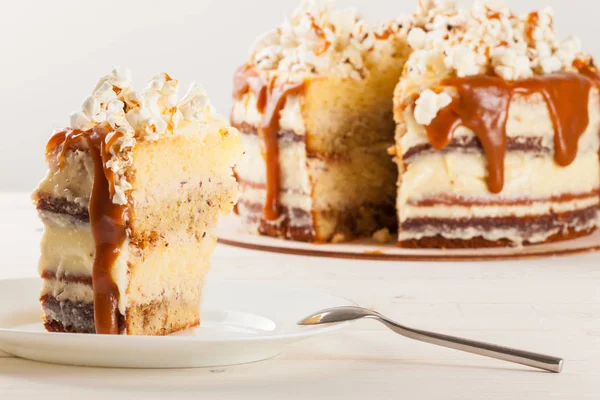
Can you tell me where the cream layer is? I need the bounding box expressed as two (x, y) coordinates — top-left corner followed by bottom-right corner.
(39, 211), (215, 315)
(236, 134), (312, 194)
(399, 90), (600, 155)
(398, 151), (600, 220)
(38, 211), (130, 315)
(38, 211), (94, 277)
(37, 149), (94, 207)
(41, 279), (94, 303)
(39, 211), (214, 315)
(239, 134), (395, 210)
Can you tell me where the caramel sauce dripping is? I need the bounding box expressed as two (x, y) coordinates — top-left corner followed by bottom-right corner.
(525, 12), (539, 45)
(374, 30), (393, 40)
(574, 58), (600, 82)
(233, 66), (305, 220)
(307, 14), (331, 56)
(573, 58), (600, 168)
(425, 72), (595, 193)
(46, 125), (126, 335)
(484, 6), (502, 20)
(46, 130), (68, 156)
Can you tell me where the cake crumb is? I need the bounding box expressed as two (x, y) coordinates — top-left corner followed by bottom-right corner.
(364, 250), (384, 255)
(331, 232), (350, 243)
(373, 228), (392, 244)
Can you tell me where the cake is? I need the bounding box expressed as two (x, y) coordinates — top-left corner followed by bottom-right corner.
(33, 69), (242, 334)
(231, 0), (411, 242)
(392, 1), (600, 247)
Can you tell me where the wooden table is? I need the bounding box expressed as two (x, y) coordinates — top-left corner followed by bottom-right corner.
(1, 193), (598, 399)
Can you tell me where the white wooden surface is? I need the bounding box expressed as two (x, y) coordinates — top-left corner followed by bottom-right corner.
(0, 193), (598, 399)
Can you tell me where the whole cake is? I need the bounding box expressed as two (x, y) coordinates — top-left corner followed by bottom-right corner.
(393, 1), (600, 247)
(33, 69), (242, 334)
(232, 0), (600, 248)
(231, 0), (411, 242)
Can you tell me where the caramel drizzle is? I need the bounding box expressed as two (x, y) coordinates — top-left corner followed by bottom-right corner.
(374, 30), (393, 40)
(47, 125), (126, 335)
(233, 65), (305, 221)
(425, 72), (596, 194)
(525, 12), (540, 46)
(307, 14), (331, 56)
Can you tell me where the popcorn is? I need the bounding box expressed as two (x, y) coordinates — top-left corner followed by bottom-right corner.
(248, 0), (377, 79)
(414, 89), (453, 125)
(178, 84), (214, 122)
(444, 45), (482, 77)
(110, 67), (133, 89)
(372, 228), (392, 244)
(407, 28), (427, 50)
(68, 68), (219, 205)
(399, 1), (585, 83)
(69, 111), (92, 131)
(491, 47), (534, 80)
(417, 0), (457, 15)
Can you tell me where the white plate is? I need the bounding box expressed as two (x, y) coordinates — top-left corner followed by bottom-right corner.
(0, 278), (352, 368)
(217, 215), (600, 261)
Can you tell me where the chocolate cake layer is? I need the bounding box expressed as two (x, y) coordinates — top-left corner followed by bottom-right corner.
(42, 293), (201, 336)
(34, 194), (89, 222)
(237, 200), (316, 242)
(399, 227), (596, 249)
(45, 319), (93, 334)
(238, 200), (397, 243)
(41, 295), (96, 334)
(41, 270), (92, 286)
(400, 206), (599, 248)
(403, 136), (549, 162)
(233, 122), (305, 143)
(402, 205), (598, 230)
(237, 179), (309, 194)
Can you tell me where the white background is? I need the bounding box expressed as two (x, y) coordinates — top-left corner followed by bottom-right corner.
(0, 0), (596, 191)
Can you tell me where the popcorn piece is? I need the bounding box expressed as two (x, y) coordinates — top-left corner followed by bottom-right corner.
(69, 111), (92, 131)
(444, 45), (481, 77)
(414, 89), (453, 126)
(491, 47), (534, 80)
(407, 28), (427, 50)
(372, 228), (392, 244)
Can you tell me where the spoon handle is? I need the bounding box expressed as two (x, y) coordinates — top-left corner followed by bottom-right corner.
(376, 316), (563, 373)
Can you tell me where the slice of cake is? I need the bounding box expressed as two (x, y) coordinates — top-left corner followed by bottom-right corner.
(393, 1), (600, 247)
(33, 69), (242, 334)
(231, 0), (412, 242)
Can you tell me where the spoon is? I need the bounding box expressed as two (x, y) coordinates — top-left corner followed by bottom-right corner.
(298, 306), (563, 373)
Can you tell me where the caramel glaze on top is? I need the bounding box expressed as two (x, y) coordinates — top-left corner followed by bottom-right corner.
(47, 124), (126, 335)
(424, 66), (600, 194)
(233, 65), (305, 221)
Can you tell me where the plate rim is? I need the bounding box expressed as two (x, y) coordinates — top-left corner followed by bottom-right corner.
(0, 277), (355, 343)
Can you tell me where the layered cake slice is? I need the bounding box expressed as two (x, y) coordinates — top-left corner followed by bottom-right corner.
(393, 1), (600, 247)
(33, 69), (242, 334)
(231, 0), (412, 242)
